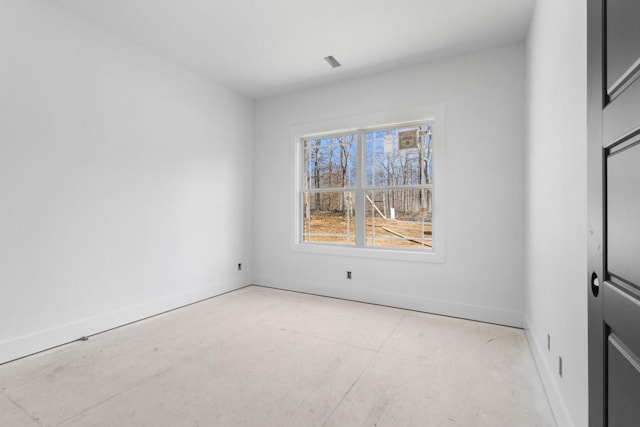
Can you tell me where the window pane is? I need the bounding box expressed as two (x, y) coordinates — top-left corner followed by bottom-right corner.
(304, 134), (357, 189)
(302, 191), (356, 245)
(366, 125), (433, 187)
(300, 120), (436, 252)
(365, 189), (432, 249)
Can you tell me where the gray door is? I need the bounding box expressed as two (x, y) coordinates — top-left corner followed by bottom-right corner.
(588, 0), (640, 425)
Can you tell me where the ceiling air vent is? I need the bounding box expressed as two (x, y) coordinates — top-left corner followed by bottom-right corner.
(324, 55), (341, 68)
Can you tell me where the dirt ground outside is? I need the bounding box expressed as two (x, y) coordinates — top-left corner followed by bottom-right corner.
(302, 213), (432, 248)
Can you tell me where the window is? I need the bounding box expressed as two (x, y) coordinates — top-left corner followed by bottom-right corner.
(299, 120), (435, 252)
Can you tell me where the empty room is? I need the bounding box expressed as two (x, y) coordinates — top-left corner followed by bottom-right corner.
(3, 0), (636, 426)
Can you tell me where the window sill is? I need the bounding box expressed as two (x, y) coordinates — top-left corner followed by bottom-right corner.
(291, 242), (444, 263)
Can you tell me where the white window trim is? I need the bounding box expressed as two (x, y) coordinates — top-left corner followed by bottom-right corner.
(290, 104), (446, 263)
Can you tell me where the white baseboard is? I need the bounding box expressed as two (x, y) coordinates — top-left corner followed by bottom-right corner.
(255, 277), (523, 328)
(524, 317), (572, 427)
(0, 280), (246, 365)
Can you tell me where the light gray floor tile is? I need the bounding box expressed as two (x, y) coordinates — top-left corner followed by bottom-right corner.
(262, 294), (406, 351)
(59, 324), (375, 427)
(324, 311), (556, 427)
(0, 286), (302, 426)
(0, 393), (41, 427)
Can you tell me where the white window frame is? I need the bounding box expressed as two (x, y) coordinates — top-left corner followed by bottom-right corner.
(290, 104), (445, 263)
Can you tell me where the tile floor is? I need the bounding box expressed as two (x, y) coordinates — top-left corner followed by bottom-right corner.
(0, 286), (556, 426)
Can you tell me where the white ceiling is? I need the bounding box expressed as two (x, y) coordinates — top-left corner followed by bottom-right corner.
(53, 0), (535, 99)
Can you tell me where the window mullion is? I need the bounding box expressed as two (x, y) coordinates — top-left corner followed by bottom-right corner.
(299, 140), (306, 244)
(355, 130), (366, 246)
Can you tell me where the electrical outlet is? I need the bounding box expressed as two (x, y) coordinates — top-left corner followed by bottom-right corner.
(559, 356), (563, 378)
(238, 263), (242, 271)
(548, 334), (551, 351)
(347, 271), (352, 279)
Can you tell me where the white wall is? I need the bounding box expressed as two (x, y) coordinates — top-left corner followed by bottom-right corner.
(0, 0), (253, 364)
(524, 0), (588, 426)
(254, 44), (526, 327)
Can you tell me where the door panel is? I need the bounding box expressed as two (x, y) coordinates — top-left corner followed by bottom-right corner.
(602, 81), (640, 146)
(603, 283), (640, 359)
(607, 336), (640, 427)
(589, 0), (640, 425)
(607, 140), (640, 286)
(606, 0), (640, 95)
(603, 78), (640, 145)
